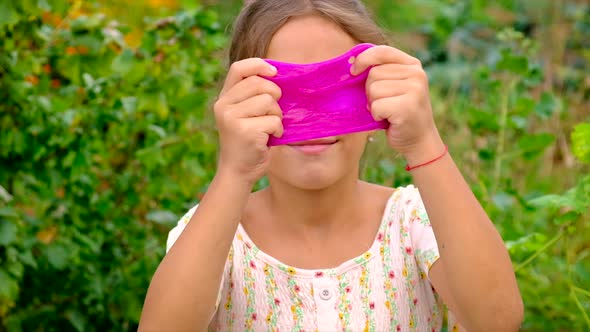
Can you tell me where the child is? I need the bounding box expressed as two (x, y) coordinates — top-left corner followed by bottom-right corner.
(139, 1), (524, 331)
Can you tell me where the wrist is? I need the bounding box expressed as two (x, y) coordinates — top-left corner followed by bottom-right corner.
(215, 165), (257, 190)
(403, 133), (446, 167)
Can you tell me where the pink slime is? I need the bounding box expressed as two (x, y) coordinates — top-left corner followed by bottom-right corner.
(263, 43), (389, 146)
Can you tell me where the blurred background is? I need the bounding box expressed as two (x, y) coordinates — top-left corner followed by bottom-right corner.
(0, 0), (588, 331)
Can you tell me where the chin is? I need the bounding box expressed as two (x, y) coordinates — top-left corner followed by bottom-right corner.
(293, 173), (340, 190)
(267, 138), (362, 190)
(270, 166), (343, 190)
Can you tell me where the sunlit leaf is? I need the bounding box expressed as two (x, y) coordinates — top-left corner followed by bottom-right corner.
(0, 220), (18, 246)
(535, 92), (560, 118)
(0, 269), (19, 301)
(0, 1), (21, 29)
(572, 123), (590, 164)
(46, 243), (70, 270)
(517, 133), (555, 159)
(146, 210), (177, 225)
(65, 309), (86, 332)
(496, 49), (528, 74)
(112, 49), (136, 74)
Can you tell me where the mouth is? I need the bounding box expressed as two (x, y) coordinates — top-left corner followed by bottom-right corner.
(288, 137), (339, 154)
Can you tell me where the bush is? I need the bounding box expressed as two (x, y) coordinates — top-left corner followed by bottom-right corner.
(0, 2), (225, 330)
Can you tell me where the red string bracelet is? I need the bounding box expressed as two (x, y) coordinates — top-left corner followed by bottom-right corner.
(405, 145), (449, 172)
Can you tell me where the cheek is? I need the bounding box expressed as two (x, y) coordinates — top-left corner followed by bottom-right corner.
(342, 134), (370, 158)
(267, 147), (289, 171)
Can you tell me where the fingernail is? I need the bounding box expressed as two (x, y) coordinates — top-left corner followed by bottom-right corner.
(269, 65), (277, 74)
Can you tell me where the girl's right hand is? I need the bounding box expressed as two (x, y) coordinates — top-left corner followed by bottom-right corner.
(213, 58), (284, 186)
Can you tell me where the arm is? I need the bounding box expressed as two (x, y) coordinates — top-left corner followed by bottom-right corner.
(408, 134), (524, 332)
(139, 172), (251, 331)
(352, 45), (523, 331)
(139, 58), (283, 331)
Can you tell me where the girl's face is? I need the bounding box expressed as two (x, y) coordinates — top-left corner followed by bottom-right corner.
(266, 14), (370, 190)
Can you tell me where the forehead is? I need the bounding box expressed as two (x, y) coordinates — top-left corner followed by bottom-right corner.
(266, 14), (357, 64)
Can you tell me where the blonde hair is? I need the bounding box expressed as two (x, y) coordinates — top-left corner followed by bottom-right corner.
(229, 0), (389, 64)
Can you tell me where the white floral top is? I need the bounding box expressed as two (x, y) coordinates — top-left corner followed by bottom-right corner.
(167, 185), (462, 331)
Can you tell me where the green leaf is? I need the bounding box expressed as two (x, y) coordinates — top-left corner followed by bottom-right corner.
(493, 192), (514, 210)
(534, 92), (560, 118)
(528, 194), (574, 209)
(4, 314), (23, 332)
(46, 243), (70, 270)
(555, 211), (580, 225)
(112, 49), (136, 75)
(121, 96), (138, 113)
(136, 145), (165, 171)
(147, 125), (167, 139)
(496, 49), (529, 74)
(517, 133), (555, 159)
(73, 231), (101, 254)
(18, 250), (38, 269)
(146, 210), (177, 225)
(0, 1), (21, 29)
(506, 232), (547, 254)
(0, 207), (18, 218)
(0, 220), (18, 246)
(37, 0), (52, 11)
(513, 97), (535, 117)
(57, 57), (81, 84)
(70, 14), (104, 31)
(65, 309), (86, 332)
(6, 261), (24, 279)
(572, 122), (590, 164)
(156, 92), (170, 120)
(0, 269), (19, 301)
(140, 32), (157, 53)
(467, 107), (499, 132)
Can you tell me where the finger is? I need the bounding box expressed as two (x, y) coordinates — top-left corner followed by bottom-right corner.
(351, 45), (420, 75)
(366, 80), (407, 103)
(222, 76), (282, 105)
(242, 115), (284, 138)
(366, 63), (413, 88)
(370, 96), (407, 123)
(230, 93), (283, 119)
(222, 58), (277, 94)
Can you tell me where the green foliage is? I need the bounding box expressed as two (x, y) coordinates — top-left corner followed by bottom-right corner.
(0, 2), (225, 330)
(0, 0), (588, 331)
(572, 123), (590, 164)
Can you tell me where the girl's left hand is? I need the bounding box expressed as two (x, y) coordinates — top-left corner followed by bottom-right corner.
(351, 45), (445, 165)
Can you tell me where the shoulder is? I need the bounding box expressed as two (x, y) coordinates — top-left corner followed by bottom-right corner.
(363, 182), (423, 211)
(389, 184), (424, 211)
(379, 184), (430, 232)
(362, 181), (421, 199)
(357, 181), (425, 221)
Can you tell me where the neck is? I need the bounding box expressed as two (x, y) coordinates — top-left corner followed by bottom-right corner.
(264, 174), (364, 231)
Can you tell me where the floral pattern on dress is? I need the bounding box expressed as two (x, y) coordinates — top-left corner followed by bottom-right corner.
(224, 246), (235, 330)
(166, 185), (462, 331)
(359, 262), (375, 332)
(263, 263), (280, 331)
(336, 274), (352, 330)
(242, 239), (258, 331)
(288, 275), (304, 331)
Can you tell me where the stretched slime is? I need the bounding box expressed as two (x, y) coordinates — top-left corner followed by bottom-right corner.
(263, 43), (389, 146)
